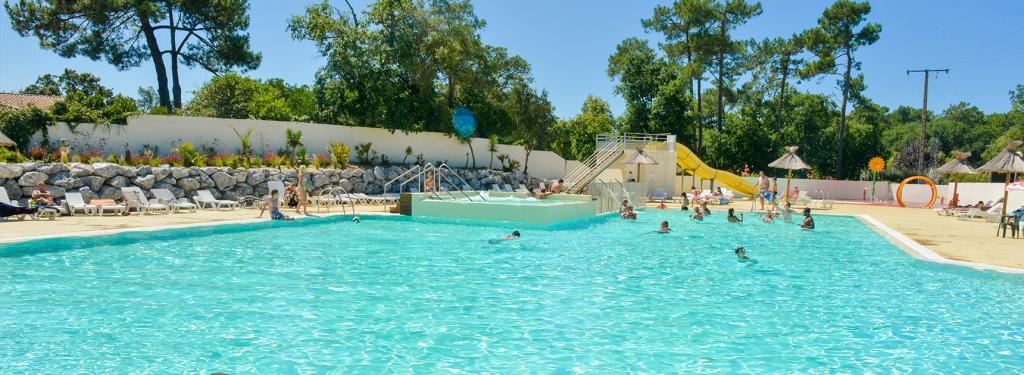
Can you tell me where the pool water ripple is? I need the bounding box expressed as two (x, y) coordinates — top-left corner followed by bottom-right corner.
(1, 210), (1023, 373)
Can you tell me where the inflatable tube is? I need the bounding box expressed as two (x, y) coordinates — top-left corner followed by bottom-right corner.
(896, 176), (937, 208)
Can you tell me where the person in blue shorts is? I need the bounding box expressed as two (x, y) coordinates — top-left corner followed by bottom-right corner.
(259, 190), (294, 220)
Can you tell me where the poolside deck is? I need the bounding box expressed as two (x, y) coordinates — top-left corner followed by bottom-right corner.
(1, 201), (1020, 271)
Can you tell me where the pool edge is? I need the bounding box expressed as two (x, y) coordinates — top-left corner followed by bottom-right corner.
(856, 214), (1024, 275)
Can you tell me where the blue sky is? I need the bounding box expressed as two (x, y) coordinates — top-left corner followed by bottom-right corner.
(1, 0), (1022, 119)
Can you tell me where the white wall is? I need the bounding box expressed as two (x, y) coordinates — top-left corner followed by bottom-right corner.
(31, 115), (581, 179)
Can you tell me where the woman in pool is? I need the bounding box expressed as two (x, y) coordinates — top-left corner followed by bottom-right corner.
(727, 208), (744, 223)
(735, 246), (751, 259)
(680, 192), (689, 210)
(799, 208), (815, 229)
(701, 202), (711, 215)
(259, 190), (294, 220)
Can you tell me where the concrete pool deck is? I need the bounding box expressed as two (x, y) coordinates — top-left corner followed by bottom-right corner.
(1, 200), (1021, 272)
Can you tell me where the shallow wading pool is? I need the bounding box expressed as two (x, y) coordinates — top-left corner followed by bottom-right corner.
(1, 211), (1022, 373)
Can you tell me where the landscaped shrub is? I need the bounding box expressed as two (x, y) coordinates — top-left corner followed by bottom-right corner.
(161, 153), (184, 167)
(312, 154), (329, 169)
(354, 142), (377, 165)
(327, 142), (350, 168)
(172, 143), (206, 167)
(27, 146), (47, 160)
(0, 147), (23, 163)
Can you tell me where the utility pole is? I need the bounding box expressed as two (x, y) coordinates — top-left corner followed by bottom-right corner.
(906, 68), (949, 173)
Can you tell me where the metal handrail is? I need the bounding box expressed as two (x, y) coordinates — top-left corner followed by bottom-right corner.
(383, 165), (423, 194)
(435, 163), (487, 202)
(331, 186), (358, 215)
(563, 136), (624, 191)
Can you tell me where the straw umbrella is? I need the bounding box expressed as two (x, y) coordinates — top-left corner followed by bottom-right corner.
(623, 148), (659, 184)
(934, 151), (976, 207)
(976, 140), (1024, 219)
(768, 146), (810, 205)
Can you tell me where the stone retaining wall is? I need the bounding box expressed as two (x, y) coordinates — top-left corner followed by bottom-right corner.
(0, 162), (542, 204)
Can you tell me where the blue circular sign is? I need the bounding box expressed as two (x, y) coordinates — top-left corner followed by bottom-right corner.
(452, 108), (476, 138)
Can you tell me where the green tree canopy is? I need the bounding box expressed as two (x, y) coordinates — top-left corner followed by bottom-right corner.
(7, 0), (261, 111)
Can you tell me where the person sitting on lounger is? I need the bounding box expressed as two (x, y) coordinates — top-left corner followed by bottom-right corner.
(799, 208), (815, 229)
(259, 190), (294, 220)
(727, 208), (744, 223)
(284, 182), (298, 208)
(31, 182), (55, 206)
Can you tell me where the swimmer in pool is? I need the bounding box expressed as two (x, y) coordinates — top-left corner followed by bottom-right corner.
(727, 208), (744, 223)
(735, 246), (751, 259)
(656, 220), (671, 233)
(499, 230), (521, 240)
(798, 208), (815, 229)
(690, 209), (704, 221)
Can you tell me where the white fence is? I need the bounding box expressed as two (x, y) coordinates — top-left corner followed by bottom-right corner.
(30, 115), (581, 180)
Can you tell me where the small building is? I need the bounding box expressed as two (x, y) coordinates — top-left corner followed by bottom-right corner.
(0, 92), (62, 112)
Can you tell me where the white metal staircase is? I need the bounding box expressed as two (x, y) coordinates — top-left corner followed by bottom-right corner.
(562, 135), (625, 194)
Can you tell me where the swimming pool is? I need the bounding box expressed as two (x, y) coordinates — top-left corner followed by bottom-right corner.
(2, 211), (1022, 372)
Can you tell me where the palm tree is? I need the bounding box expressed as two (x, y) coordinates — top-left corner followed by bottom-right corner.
(487, 135), (498, 170)
(285, 128), (304, 166)
(232, 127), (254, 166)
(403, 146), (413, 164)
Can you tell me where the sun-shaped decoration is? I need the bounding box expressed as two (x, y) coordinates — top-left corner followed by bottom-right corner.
(868, 157), (885, 173)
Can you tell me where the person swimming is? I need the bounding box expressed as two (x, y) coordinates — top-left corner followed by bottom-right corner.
(352, 216), (361, 223)
(727, 208), (743, 223)
(735, 246), (751, 259)
(761, 211), (777, 223)
(798, 208), (815, 229)
(701, 202), (711, 215)
(780, 202), (794, 223)
(655, 220), (671, 233)
(657, 199), (667, 210)
(690, 209), (704, 221)
(501, 230), (521, 240)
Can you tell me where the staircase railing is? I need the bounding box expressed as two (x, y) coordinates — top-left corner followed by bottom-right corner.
(563, 136), (625, 194)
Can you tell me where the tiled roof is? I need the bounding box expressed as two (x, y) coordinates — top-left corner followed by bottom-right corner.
(0, 92), (62, 111)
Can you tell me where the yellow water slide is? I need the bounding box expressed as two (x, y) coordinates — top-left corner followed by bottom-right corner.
(674, 143), (758, 197)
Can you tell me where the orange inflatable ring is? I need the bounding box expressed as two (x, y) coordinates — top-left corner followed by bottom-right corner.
(896, 176), (937, 208)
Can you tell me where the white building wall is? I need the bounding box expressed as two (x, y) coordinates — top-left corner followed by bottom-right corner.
(31, 115), (581, 180)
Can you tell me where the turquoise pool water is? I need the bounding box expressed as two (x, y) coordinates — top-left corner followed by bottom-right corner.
(2, 211), (1022, 373)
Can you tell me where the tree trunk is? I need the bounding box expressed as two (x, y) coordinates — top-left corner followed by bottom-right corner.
(467, 141), (476, 169)
(138, 14), (171, 112)
(169, 7), (182, 111)
(836, 48), (853, 178)
(447, 76), (456, 109)
(696, 78), (703, 155)
(716, 18), (726, 132)
(776, 55), (789, 131)
(524, 150), (531, 175)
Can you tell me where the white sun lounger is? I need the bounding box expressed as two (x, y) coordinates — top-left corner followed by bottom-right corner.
(516, 184), (529, 193)
(1, 187), (32, 221)
(490, 184), (502, 192)
(64, 192), (97, 215)
(151, 188), (198, 213)
(122, 187), (170, 215)
(501, 184), (514, 192)
(193, 189), (239, 210)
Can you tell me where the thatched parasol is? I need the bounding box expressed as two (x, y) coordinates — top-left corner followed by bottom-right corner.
(623, 148), (658, 184)
(0, 130), (15, 148)
(976, 140), (1024, 219)
(768, 146), (810, 205)
(934, 151), (976, 207)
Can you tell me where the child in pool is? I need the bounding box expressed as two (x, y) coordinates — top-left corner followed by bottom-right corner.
(656, 221), (671, 233)
(690, 209), (704, 221)
(735, 246), (751, 259)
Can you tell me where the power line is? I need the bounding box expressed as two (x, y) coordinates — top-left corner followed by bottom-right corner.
(906, 68), (949, 174)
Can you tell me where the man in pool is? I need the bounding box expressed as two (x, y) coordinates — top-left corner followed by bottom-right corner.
(499, 230), (521, 240)
(657, 221), (671, 233)
(727, 208), (743, 223)
(735, 246), (751, 259)
(259, 190), (294, 220)
(799, 208), (815, 229)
